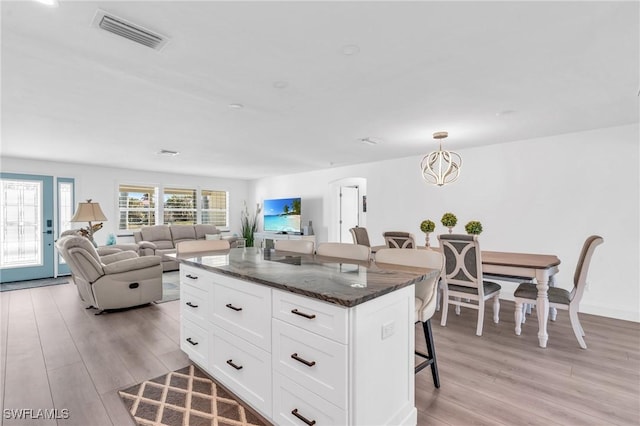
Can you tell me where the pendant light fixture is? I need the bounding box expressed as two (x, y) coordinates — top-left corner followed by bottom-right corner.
(420, 131), (462, 186)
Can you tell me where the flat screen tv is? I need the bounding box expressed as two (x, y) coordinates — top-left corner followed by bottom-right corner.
(263, 197), (302, 234)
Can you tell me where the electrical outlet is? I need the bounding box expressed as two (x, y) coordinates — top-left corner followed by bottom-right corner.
(381, 321), (395, 339)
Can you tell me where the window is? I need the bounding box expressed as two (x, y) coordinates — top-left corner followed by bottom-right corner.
(118, 184), (157, 230)
(201, 189), (228, 227)
(163, 187), (196, 225)
(118, 184), (229, 231)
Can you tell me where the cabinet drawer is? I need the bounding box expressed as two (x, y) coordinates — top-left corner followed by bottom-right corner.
(273, 289), (348, 344)
(273, 372), (347, 426)
(210, 324), (272, 418)
(272, 319), (347, 409)
(180, 264), (213, 292)
(211, 275), (271, 352)
(180, 316), (208, 367)
(181, 283), (209, 323)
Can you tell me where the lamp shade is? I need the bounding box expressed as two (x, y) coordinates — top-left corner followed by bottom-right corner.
(71, 200), (107, 222)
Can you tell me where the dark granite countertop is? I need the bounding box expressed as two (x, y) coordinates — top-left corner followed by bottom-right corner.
(168, 247), (438, 307)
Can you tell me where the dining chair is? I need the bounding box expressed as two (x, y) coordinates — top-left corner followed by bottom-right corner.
(316, 242), (371, 261)
(375, 248), (444, 388)
(176, 239), (230, 255)
(273, 239), (315, 254)
(514, 235), (604, 349)
(383, 231), (416, 249)
(438, 234), (501, 336)
(349, 226), (386, 254)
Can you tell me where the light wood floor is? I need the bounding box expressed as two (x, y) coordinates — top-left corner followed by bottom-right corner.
(1, 282), (638, 426)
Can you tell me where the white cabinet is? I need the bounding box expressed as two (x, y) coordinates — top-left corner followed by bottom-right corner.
(254, 232), (316, 249)
(179, 264), (416, 426)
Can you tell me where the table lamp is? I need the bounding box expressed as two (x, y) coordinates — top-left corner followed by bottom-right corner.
(70, 199), (107, 247)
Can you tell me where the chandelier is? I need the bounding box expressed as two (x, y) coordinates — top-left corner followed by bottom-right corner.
(420, 131), (462, 186)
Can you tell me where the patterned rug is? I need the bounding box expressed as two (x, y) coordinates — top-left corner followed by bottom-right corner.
(118, 365), (268, 426)
(0, 277), (69, 292)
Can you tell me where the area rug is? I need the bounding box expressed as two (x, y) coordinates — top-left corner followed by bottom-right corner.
(0, 277), (69, 292)
(156, 271), (180, 303)
(118, 365), (268, 426)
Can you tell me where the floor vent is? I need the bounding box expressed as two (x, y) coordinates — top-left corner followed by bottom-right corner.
(91, 10), (169, 51)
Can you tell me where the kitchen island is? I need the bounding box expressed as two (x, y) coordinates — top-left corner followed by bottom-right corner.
(172, 247), (436, 426)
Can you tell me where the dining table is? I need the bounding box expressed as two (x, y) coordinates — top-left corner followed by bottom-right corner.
(481, 250), (561, 348)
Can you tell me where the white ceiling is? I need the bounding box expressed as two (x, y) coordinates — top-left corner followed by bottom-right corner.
(1, 1), (638, 179)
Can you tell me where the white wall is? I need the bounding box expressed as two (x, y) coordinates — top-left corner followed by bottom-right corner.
(252, 124), (640, 322)
(0, 157), (251, 245)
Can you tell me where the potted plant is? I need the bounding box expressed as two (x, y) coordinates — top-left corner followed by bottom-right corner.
(420, 219), (436, 248)
(465, 220), (483, 235)
(441, 212), (457, 233)
(241, 201), (262, 247)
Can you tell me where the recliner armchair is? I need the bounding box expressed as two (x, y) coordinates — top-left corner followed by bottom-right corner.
(56, 235), (163, 312)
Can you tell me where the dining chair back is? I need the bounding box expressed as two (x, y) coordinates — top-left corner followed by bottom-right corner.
(274, 239), (315, 254)
(438, 234), (501, 336)
(176, 239), (230, 255)
(514, 235), (603, 348)
(316, 242), (371, 261)
(383, 231), (416, 249)
(375, 248), (444, 387)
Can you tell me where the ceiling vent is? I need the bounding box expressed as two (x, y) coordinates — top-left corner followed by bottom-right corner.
(91, 10), (169, 51)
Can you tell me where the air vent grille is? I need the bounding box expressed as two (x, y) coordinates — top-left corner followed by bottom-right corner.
(92, 10), (168, 51)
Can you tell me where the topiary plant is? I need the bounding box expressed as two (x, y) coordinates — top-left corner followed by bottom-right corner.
(465, 220), (483, 235)
(441, 212), (457, 228)
(420, 219), (435, 233)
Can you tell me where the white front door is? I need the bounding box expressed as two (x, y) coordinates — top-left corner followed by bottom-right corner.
(339, 186), (359, 243)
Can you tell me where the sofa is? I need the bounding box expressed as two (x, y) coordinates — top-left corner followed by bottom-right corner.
(134, 224), (238, 271)
(56, 235), (163, 312)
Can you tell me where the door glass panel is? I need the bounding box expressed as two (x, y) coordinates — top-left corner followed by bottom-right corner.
(57, 180), (74, 269)
(1, 179), (43, 268)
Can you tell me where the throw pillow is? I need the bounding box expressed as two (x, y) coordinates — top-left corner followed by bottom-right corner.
(205, 234), (221, 240)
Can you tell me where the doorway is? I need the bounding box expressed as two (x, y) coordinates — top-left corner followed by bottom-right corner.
(340, 185), (359, 243)
(1, 173), (74, 282)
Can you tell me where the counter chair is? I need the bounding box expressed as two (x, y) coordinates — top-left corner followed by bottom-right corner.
(514, 235), (604, 349)
(438, 234), (501, 336)
(316, 242), (371, 261)
(375, 248), (444, 388)
(383, 231), (417, 249)
(273, 239), (315, 254)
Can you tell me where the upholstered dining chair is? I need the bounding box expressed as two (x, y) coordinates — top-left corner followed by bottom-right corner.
(176, 239), (230, 255)
(438, 234), (501, 336)
(383, 231), (417, 249)
(349, 226), (387, 254)
(316, 242), (371, 261)
(514, 235), (604, 349)
(274, 239), (315, 254)
(375, 248), (444, 388)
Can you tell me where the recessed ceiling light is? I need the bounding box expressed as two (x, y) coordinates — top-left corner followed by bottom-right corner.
(341, 44), (360, 56)
(35, 0), (59, 7)
(359, 137), (381, 146)
(273, 81), (288, 89)
(157, 149), (179, 156)
(228, 103), (244, 109)
(496, 109), (517, 117)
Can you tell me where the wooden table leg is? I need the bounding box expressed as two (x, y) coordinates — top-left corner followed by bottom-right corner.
(535, 271), (550, 348)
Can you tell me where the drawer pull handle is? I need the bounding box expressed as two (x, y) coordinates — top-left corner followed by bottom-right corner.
(291, 308), (316, 319)
(226, 359), (243, 370)
(291, 353), (316, 367)
(226, 303), (243, 312)
(186, 274), (198, 279)
(186, 337), (198, 346)
(291, 409), (316, 426)
(186, 302), (199, 308)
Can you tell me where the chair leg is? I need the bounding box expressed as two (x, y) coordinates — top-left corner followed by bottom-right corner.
(514, 300), (523, 335)
(476, 299), (485, 336)
(455, 298), (461, 316)
(440, 287), (449, 327)
(422, 320), (440, 388)
(493, 294), (500, 324)
(569, 304), (587, 349)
